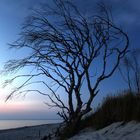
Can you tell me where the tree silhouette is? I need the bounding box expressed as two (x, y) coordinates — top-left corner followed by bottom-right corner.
(3, 0), (129, 136)
(119, 49), (140, 93)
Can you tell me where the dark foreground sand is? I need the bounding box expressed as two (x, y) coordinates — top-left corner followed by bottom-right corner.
(0, 123), (60, 140)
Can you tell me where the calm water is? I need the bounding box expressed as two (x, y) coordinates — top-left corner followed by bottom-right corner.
(0, 120), (62, 130)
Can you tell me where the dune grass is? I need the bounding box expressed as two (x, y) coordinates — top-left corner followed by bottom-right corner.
(82, 91), (140, 129)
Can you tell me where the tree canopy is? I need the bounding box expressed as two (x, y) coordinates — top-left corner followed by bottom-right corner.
(3, 0), (129, 135)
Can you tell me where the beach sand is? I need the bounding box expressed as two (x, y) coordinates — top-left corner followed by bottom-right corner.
(1, 121), (140, 140)
(0, 123), (60, 140)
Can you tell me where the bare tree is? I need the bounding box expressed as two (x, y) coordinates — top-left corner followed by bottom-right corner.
(119, 57), (133, 92)
(119, 49), (140, 93)
(3, 0), (129, 136)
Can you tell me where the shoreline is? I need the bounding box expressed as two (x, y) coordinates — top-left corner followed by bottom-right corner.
(0, 119), (63, 130)
(0, 123), (57, 131)
(0, 123), (61, 140)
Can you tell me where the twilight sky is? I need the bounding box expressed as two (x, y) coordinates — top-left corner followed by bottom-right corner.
(0, 0), (140, 119)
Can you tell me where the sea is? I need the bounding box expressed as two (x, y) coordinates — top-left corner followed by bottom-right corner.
(0, 119), (62, 130)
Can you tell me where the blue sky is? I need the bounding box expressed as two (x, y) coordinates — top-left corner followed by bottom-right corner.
(0, 0), (139, 119)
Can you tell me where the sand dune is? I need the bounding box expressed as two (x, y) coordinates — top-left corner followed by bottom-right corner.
(69, 121), (140, 140)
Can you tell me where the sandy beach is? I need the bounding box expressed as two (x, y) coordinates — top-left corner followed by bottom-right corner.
(0, 123), (60, 140)
(0, 121), (140, 140)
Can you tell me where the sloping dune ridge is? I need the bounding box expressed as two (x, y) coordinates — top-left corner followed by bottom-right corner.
(69, 121), (140, 140)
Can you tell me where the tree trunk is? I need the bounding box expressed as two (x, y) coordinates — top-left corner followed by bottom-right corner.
(60, 114), (82, 139)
